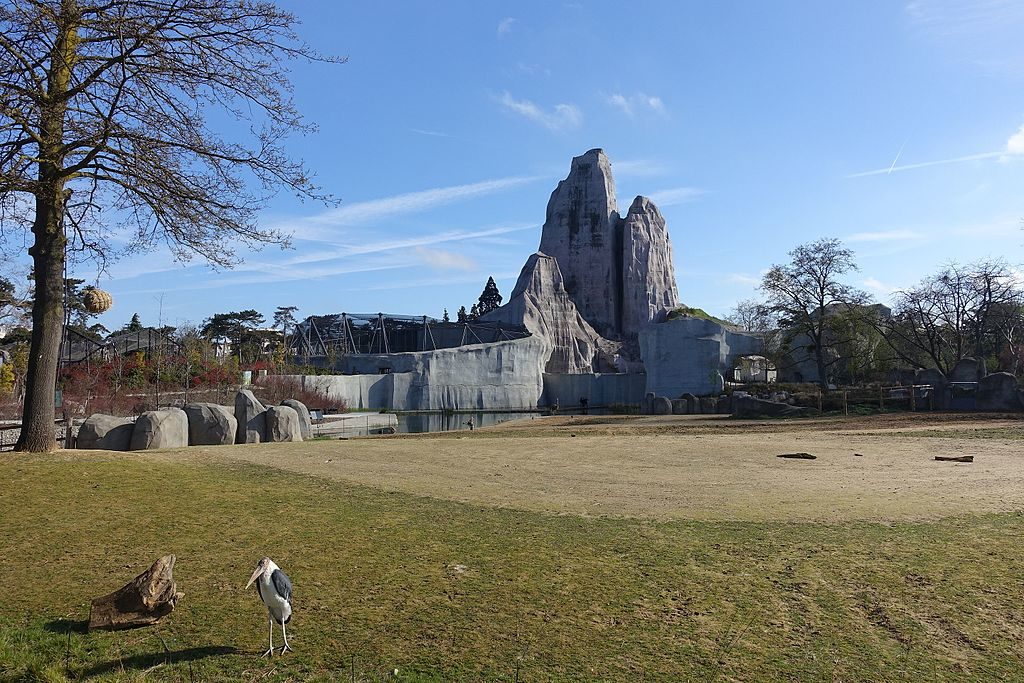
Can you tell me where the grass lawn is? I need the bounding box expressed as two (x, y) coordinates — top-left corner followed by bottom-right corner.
(1, 449), (1023, 681)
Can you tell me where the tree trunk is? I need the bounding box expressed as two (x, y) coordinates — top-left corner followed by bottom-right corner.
(15, 1), (77, 453)
(89, 554), (184, 631)
(15, 191), (67, 453)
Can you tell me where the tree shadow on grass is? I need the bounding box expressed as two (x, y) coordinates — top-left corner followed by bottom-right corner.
(81, 645), (241, 677)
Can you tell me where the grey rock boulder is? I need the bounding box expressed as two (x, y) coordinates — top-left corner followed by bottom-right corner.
(651, 396), (672, 415)
(700, 396), (718, 414)
(183, 403), (237, 446)
(949, 358), (987, 384)
(915, 368), (949, 410)
(265, 405), (303, 442)
(976, 372), (1022, 411)
(281, 399), (313, 440)
(130, 409), (189, 450)
(671, 399), (689, 415)
(77, 414), (134, 451)
(235, 390), (267, 444)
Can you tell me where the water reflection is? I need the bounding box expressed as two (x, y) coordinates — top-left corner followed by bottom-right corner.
(397, 411), (543, 433)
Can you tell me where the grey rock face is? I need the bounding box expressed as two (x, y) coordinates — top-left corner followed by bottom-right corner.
(483, 252), (619, 374)
(281, 399), (313, 439)
(77, 414), (134, 451)
(621, 196), (679, 350)
(949, 358), (987, 383)
(265, 405), (303, 442)
(183, 403), (237, 446)
(538, 149), (622, 339)
(130, 409), (189, 450)
(535, 150), (680, 353)
(976, 372), (1022, 411)
(234, 390), (266, 444)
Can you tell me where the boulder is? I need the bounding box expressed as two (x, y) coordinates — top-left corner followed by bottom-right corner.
(265, 405), (303, 442)
(281, 399), (313, 440)
(183, 403), (237, 446)
(717, 395), (732, 414)
(976, 372), (1022, 411)
(681, 393), (698, 414)
(641, 392), (655, 415)
(77, 414), (134, 451)
(949, 358), (987, 384)
(234, 389), (266, 444)
(733, 396), (814, 419)
(671, 399), (689, 415)
(700, 396), (718, 414)
(651, 396), (672, 415)
(129, 409), (188, 450)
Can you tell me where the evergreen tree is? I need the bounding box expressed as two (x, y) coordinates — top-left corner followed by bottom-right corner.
(457, 306), (469, 323)
(123, 313), (143, 333)
(442, 308), (450, 323)
(476, 276), (503, 316)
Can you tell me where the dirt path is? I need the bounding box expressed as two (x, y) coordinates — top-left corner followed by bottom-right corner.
(147, 413), (1024, 523)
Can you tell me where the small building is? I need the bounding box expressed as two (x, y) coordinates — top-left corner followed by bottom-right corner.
(734, 355), (776, 383)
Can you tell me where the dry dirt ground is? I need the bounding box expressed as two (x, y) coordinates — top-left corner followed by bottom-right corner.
(138, 412), (1024, 523)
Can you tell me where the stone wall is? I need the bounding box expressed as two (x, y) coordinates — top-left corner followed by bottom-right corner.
(541, 373), (646, 408)
(640, 317), (762, 397)
(289, 336), (547, 411)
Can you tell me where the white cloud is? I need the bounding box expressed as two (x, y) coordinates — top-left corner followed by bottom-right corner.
(605, 92), (667, 118)
(497, 17), (516, 36)
(862, 277), (897, 297)
(648, 187), (707, 207)
(415, 246), (477, 271)
(612, 159), (670, 178)
(498, 92), (582, 131)
(409, 128), (454, 138)
(845, 230), (923, 242)
(281, 175), (543, 242)
(727, 272), (762, 286)
(1001, 122), (1024, 159)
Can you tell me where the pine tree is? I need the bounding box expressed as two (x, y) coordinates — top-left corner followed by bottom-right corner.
(442, 308), (450, 323)
(457, 306), (469, 323)
(476, 276), (503, 316)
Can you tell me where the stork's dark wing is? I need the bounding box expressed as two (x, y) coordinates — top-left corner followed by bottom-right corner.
(271, 568), (292, 602)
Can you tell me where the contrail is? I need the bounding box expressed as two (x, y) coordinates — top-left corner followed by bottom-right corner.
(847, 151), (1002, 178)
(887, 138), (909, 174)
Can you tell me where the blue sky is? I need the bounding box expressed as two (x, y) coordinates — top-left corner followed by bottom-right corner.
(62, 1), (1024, 330)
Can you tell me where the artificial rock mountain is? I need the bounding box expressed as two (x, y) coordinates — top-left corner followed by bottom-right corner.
(485, 148), (680, 373)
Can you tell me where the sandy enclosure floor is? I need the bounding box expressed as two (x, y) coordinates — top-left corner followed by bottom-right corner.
(144, 413), (1024, 523)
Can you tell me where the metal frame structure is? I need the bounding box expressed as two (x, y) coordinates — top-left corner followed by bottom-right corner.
(289, 312), (529, 360)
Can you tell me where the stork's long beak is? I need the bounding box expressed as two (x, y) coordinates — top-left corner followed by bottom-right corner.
(245, 566), (262, 589)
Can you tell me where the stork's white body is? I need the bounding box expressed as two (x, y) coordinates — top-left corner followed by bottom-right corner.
(246, 557), (294, 656)
(255, 560), (292, 625)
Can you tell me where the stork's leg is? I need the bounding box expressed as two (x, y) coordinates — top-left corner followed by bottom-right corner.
(264, 614), (276, 655)
(281, 621), (293, 654)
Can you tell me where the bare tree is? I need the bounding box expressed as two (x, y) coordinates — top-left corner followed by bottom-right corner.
(1, 1), (341, 451)
(883, 259), (1023, 374)
(760, 238), (869, 387)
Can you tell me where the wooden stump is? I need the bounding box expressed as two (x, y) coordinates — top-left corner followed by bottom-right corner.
(88, 555), (184, 631)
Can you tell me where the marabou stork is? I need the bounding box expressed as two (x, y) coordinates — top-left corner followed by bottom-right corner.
(245, 556), (293, 656)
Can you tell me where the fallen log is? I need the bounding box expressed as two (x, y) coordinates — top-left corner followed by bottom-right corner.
(777, 452), (817, 460)
(88, 554), (184, 631)
(934, 455), (974, 463)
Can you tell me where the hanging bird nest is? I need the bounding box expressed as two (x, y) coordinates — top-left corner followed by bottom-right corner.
(83, 287), (113, 314)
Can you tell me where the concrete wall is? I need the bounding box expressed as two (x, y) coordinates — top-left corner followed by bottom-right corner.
(287, 336), (547, 411)
(639, 318), (762, 397)
(541, 373), (646, 408)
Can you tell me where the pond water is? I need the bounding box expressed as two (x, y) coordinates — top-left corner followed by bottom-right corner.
(396, 411), (545, 433)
